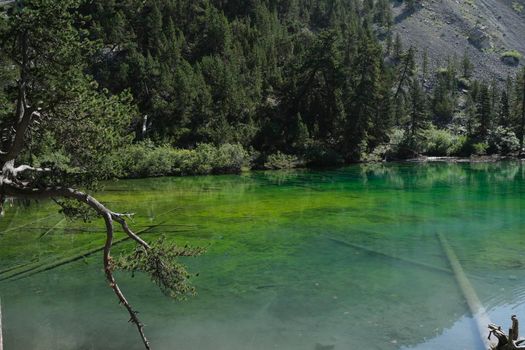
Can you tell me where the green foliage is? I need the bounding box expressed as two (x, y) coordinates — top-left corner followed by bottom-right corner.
(4, 0), (524, 185)
(501, 50), (523, 61)
(513, 1), (524, 13)
(421, 127), (465, 156)
(461, 52), (473, 79)
(79, 0), (398, 163)
(472, 141), (489, 156)
(118, 142), (175, 178)
(488, 126), (520, 155)
(114, 237), (205, 300)
(383, 128), (408, 159)
(196, 143), (252, 174)
(0, 0), (135, 190)
(476, 83), (492, 139)
(119, 142), (252, 178)
(304, 143), (345, 167)
(264, 152), (301, 170)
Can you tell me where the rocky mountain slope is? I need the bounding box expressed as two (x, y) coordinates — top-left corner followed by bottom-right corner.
(392, 0), (525, 81)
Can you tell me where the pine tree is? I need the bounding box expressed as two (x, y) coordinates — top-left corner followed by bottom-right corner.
(346, 31), (382, 159)
(499, 90), (511, 128)
(477, 84), (492, 139)
(461, 51), (473, 79)
(374, 0), (393, 28)
(422, 48), (429, 80)
(393, 33), (403, 60)
(518, 68), (525, 151)
(385, 32), (393, 56)
(408, 79), (427, 138)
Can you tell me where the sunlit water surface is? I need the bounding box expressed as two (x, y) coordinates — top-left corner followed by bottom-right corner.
(1, 162), (525, 350)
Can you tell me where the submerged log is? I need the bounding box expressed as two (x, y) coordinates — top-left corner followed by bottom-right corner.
(325, 236), (455, 275)
(437, 232), (494, 349)
(489, 316), (525, 349)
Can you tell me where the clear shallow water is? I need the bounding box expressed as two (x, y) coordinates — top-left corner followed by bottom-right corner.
(1, 162), (525, 349)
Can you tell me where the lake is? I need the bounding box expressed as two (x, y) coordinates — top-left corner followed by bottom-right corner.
(1, 162), (525, 350)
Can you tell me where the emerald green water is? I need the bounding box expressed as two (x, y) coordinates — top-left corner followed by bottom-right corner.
(1, 162), (525, 349)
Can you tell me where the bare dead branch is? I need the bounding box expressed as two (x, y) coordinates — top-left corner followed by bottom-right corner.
(112, 214), (151, 250)
(12, 165), (51, 174)
(102, 212), (150, 350)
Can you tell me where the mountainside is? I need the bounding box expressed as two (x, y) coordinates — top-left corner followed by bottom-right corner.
(4, 0), (522, 174)
(392, 0), (525, 81)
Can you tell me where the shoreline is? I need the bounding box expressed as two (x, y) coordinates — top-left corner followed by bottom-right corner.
(116, 155), (525, 181)
(402, 155), (524, 163)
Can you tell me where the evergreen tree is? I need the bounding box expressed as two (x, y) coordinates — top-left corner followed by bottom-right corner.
(393, 33), (403, 61)
(518, 68), (525, 151)
(0, 2), (201, 349)
(68, 0), (525, 162)
(477, 83), (492, 139)
(374, 0), (393, 28)
(499, 90), (511, 128)
(408, 79), (427, 138)
(422, 48), (429, 80)
(346, 31), (382, 159)
(461, 51), (473, 79)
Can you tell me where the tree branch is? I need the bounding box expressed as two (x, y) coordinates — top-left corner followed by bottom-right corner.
(1, 164), (51, 177)
(1, 181), (151, 349)
(1, 109), (40, 163)
(112, 214), (151, 250)
(1, 29), (42, 163)
(102, 212), (150, 350)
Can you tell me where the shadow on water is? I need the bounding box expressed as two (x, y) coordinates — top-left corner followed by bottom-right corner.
(2, 161), (525, 349)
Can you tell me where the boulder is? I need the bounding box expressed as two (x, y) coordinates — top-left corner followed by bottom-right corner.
(501, 55), (520, 66)
(468, 27), (492, 50)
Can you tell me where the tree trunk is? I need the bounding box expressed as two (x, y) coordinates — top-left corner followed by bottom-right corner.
(489, 317), (525, 350)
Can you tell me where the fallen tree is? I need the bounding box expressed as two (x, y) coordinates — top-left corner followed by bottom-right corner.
(489, 316), (525, 350)
(0, 1), (202, 349)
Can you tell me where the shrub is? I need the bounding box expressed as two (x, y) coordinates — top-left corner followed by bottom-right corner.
(501, 50), (522, 65)
(210, 143), (251, 173)
(305, 143), (344, 167)
(371, 128), (422, 159)
(365, 128), (406, 161)
(501, 50), (522, 59)
(457, 77), (471, 90)
(170, 148), (201, 175)
(449, 135), (468, 156)
(121, 141), (174, 178)
(421, 127), (465, 156)
(192, 143), (216, 174)
(119, 142), (252, 178)
(472, 142), (489, 156)
(513, 1), (524, 13)
(488, 126), (520, 155)
(264, 151), (300, 169)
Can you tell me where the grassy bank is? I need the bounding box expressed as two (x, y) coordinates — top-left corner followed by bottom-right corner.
(116, 126), (524, 178)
